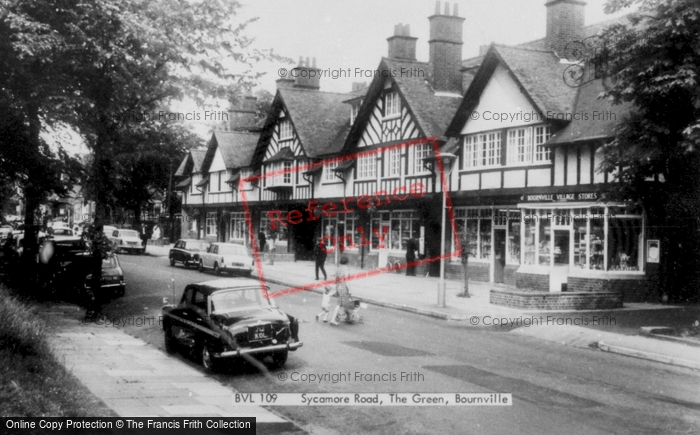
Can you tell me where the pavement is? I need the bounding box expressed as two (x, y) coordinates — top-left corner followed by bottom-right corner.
(144, 243), (700, 371)
(39, 303), (300, 433)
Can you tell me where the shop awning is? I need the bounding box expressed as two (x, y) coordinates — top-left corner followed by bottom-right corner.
(265, 185), (293, 193)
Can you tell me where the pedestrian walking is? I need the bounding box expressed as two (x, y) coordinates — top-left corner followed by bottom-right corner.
(151, 224), (161, 246)
(314, 237), (328, 280)
(265, 233), (275, 265)
(258, 231), (267, 254)
(330, 256), (351, 326)
(315, 285), (335, 322)
(406, 238), (417, 276)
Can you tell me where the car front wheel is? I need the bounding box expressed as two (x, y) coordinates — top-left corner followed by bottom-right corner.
(170, 257), (175, 267)
(198, 261), (204, 272)
(201, 345), (219, 373)
(214, 263), (221, 276)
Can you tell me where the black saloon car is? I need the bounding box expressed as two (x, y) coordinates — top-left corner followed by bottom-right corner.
(162, 279), (301, 372)
(169, 239), (209, 268)
(83, 254), (126, 298)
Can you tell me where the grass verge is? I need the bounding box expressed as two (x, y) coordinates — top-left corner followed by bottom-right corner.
(0, 284), (115, 416)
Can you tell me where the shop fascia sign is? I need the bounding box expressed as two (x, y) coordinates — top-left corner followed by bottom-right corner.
(521, 192), (602, 202)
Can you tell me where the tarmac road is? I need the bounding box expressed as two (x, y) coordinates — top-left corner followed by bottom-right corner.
(98, 253), (700, 435)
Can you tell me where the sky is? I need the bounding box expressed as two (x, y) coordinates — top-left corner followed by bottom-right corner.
(238, 0), (632, 95)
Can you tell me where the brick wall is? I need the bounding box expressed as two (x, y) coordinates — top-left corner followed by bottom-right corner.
(545, 0), (585, 59)
(444, 262), (490, 282)
(490, 289), (623, 310)
(515, 270), (550, 292)
(568, 276), (648, 303)
(428, 10), (464, 93)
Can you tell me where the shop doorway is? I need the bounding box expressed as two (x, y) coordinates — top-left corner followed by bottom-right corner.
(493, 229), (506, 283)
(550, 230), (570, 292)
(291, 212), (319, 261)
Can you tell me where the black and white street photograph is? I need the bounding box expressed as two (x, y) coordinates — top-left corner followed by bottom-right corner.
(1, 0), (699, 434)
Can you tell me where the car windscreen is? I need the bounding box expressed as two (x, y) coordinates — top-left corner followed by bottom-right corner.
(218, 245), (249, 256)
(185, 242), (208, 251)
(210, 288), (268, 313)
(120, 230), (140, 238)
(102, 257), (118, 269)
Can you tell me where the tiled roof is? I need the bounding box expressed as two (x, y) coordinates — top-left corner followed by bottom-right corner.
(214, 131), (258, 169)
(494, 45), (577, 116)
(174, 149), (207, 176)
(548, 78), (632, 145)
(277, 87), (353, 158)
(382, 58), (462, 141)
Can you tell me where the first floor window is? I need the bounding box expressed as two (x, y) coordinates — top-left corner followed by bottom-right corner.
(324, 160), (339, 182)
(358, 153), (377, 179)
(388, 148), (401, 177)
(534, 125), (551, 162)
(507, 127), (532, 164)
(463, 132), (501, 168)
(414, 143), (431, 174)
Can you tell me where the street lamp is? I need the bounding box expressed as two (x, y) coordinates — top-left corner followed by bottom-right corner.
(436, 153), (457, 308)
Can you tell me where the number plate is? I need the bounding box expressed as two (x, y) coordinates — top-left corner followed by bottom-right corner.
(248, 324), (271, 342)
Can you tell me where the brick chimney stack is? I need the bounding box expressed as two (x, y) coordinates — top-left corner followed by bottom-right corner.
(387, 23), (418, 61)
(428, 1), (465, 94)
(545, 0), (586, 60)
(228, 93), (257, 130)
(293, 56), (321, 90)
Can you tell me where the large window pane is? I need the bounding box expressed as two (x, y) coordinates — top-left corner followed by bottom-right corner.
(573, 216), (587, 269)
(608, 217), (642, 271)
(508, 210), (521, 263)
(479, 210), (492, 260)
(523, 213), (536, 265)
(538, 214), (551, 265)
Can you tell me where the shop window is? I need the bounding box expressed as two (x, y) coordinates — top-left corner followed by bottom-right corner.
(523, 214), (536, 265)
(389, 211), (418, 251)
(229, 212), (248, 243)
(508, 211), (521, 263)
(608, 217), (642, 271)
(538, 215), (551, 265)
(479, 209), (492, 260)
(206, 213), (217, 236)
(573, 216), (588, 269)
(589, 210), (605, 270)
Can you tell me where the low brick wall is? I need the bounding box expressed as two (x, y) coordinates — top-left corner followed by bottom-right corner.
(568, 275), (647, 303)
(343, 252), (379, 269)
(490, 289), (623, 310)
(515, 270), (550, 291)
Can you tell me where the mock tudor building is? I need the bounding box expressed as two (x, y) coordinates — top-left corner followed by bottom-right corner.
(443, 0), (650, 303)
(174, 1), (658, 303)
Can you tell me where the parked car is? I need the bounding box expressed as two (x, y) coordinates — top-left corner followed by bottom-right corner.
(108, 228), (144, 254)
(198, 242), (253, 276)
(169, 239), (209, 268)
(49, 227), (74, 240)
(38, 237), (88, 291)
(82, 253), (126, 298)
(162, 278), (302, 372)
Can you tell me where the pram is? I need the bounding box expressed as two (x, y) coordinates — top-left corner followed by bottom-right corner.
(335, 298), (366, 324)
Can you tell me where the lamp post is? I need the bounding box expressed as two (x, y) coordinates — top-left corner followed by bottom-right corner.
(437, 153), (457, 308)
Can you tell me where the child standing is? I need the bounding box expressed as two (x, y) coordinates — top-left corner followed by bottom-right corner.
(316, 285), (335, 322)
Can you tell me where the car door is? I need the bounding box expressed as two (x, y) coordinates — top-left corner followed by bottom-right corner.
(173, 241), (183, 262)
(169, 285), (197, 348)
(204, 244), (217, 269)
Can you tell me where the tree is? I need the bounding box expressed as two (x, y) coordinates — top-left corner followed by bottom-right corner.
(0, 1), (83, 278)
(597, 0), (700, 301)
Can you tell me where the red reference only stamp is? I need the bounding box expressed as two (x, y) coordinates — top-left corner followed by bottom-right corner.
(240, 137), (459, 298)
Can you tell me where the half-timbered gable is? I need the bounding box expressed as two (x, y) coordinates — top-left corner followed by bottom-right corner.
(255, 87), (350, 202)
(174, 149), (206, 207)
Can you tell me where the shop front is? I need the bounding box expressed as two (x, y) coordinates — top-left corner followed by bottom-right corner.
(516, 201), (648, 301)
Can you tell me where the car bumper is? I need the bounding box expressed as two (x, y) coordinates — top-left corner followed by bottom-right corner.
(216, 341), (303, 358)
(221, 265), (253, 274)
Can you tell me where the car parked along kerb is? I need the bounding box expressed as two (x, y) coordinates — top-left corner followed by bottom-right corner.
(162, 278), (302, 372)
